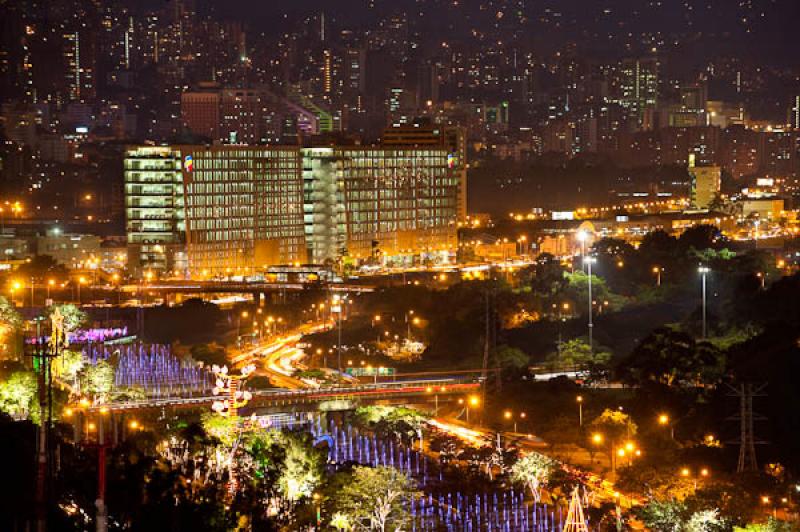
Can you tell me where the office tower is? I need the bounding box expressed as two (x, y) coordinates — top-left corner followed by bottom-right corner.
(124, 147), (187, 275)
(125, 142), (460, 275)
(180, 90), (221, 140)
(688, 154), (721, 209)
(789, 96), (800, 130)
(62, 29), (97, 102)
(181, 146), (305, 273)
(618, 57), (659, 124)
(302, 146), (458, 265)
(381, 123), (468, 222)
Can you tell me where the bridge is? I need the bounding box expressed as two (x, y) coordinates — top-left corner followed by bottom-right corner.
(86, 378), (480, 413)
(120, 280), (374, 296)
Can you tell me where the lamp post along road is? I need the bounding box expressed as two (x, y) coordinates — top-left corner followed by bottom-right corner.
(698, 266), (710, 339)
(585, 256), (596, 350)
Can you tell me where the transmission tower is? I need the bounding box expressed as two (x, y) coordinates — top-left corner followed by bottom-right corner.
(727, 383), (767, 473)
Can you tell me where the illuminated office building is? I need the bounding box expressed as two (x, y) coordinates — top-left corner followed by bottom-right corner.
(688, 154), (721, 210)
(125, 143), (459, 276)
(181, 146), (305, 274)
(124, 146), (187, 275)
(302, 146), (458, 265)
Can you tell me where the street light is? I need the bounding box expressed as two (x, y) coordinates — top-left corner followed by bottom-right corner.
(652, 266), (663, 286)
(698, 266), (710, 338)
(657, 413), (676, 440)
(680, 467), (710, 490)
(503, 410), (525, 433)
(464, 395), (480, 423)
(47, 279), (55, 302)
(77, 276), (87, 304)
(577, 395), (584, 426)
(576, 230), (588, 258)
(584, 256), (596, 350)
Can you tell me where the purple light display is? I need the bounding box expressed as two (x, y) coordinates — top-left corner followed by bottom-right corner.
(84, 343), (213, 398)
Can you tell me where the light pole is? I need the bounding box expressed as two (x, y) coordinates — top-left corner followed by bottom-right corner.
(462, 395), (480, 423)
(577, 230), (588, 261)
(585, 256), (596, 350)
(77, 276), (86, 305)
(577, 395), (584, 427)
(698, 266), (710, 339)
(658, 414), (675, 441)
(332, 295), (344, 372)
(680, 466), (709, 490)
(503, 410), (526, 433)
(652, 266), (662, 286)
(372, 314), (381, 343)
(426, 386), (440, 415)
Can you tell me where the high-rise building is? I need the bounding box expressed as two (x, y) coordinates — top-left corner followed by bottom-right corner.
(182, 146), (305, 273)
(180, 90), (220, 139)
(617, 57), (659, 125)
(124, 147), (187, 275)
(63, 30), (96, 102)
(688, 154), (721, 209)
(381, 123), (467, 222)
(789, 96), (800, 130)
(125, 142), (460, 276)
(302, 146), (458, 265)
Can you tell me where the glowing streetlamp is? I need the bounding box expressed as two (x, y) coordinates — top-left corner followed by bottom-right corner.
(577, 395), (584, 426)
(652, 266), (663, 286)
(584, 256), (597, 349)
(698, 266), (710, 338)
(464, 395), (480, 423)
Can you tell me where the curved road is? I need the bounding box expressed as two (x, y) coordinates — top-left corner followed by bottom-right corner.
(232, 321), (333, 389)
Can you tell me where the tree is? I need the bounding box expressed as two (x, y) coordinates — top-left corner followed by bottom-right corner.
(0, 296), (22, 330)
(79, 360), (114, 402)
(0, 371), (38, 421)
(562, 271), (625, 312)
(0, 296), (22, 359)
(276, 431), (325, 501)
(14, 255), (68, 281)
(684, 509), (726, 532)
(495, 344), (529, 375)
(547, 338), (611, 374)
(620, 328), (724, 387)
(51, 349), (84, 381)
(201, 412), (240, 447)
(637, 499), (686, 532)
(352, 406), (428, 445)
(48, 303), (87, 334)
(189, 343), (228, 367)
(510, 452), (556, 503)
(331, 466), (418, 531)
(588, 409), (637, 465)
(678, 225), (723, 253)
(734, 518), (799, 532)
(527, 253), (567, 296)
(330, 512), (352, 531)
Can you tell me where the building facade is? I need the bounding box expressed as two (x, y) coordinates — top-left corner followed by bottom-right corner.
(125, 143), (460, 276)
(124, 146), (187, 275)
(182, 146), (305, 274)
(688, 155), (722, 209)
